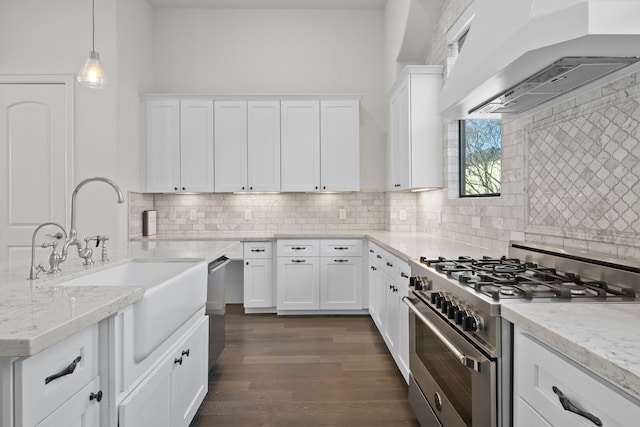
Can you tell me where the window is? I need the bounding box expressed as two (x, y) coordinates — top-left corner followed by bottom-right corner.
(459, 119), (501, 197)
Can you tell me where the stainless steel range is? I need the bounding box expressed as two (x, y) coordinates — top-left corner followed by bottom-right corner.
(404, 241), (639, 427)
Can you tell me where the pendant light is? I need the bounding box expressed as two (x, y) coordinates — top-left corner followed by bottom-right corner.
(77, 0), (107, 89)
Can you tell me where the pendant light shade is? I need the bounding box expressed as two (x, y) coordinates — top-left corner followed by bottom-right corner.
(78, 0), (106, 89)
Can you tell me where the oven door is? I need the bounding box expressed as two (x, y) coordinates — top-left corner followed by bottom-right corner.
(403, 295), (497, 427)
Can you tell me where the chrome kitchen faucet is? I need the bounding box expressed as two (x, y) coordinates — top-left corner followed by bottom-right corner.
(61, 177), (125, 266)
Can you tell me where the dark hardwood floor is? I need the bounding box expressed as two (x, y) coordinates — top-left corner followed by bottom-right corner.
(191, 304), (420, 427)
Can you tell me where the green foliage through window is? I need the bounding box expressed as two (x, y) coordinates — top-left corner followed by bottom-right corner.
(459, 119), (501, 196)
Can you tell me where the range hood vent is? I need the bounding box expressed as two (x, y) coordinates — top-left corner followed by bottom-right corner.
(439, 0), (640, 119)
(470, 56), (640, 115)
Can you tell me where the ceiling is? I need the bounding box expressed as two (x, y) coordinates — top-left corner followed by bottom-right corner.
(147, 0), (388, 9)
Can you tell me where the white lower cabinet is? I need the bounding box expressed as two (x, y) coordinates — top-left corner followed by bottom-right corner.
(277, 256), (320, 310)
(36, 377), (101, 427)
(243, 242), (274, 309)
(514, 327), (640, 427)
(119, 316), (208, 427)
(368, 242), (410, 383)
(320, 257), (362, 310)
(277, 239), (363, 312)
(12, 323), (101, 427)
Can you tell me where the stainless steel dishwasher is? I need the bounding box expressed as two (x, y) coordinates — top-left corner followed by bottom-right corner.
(207, 255), (230, 373)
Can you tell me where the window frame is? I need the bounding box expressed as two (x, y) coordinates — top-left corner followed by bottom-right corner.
(458, 120), (502, 198)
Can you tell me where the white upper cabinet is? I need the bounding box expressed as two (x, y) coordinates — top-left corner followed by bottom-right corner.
(247, 100), (281, 192)
(281, 98), (360, 192)
(389, 65), (443, 191)
(214, 100), (248, 193)
(215, 99), (281, 193)
(281, 100), (321, 192)
(143, 99), (214, 193)
(320, 100), (360, 191)
(181, 101), (215, 192)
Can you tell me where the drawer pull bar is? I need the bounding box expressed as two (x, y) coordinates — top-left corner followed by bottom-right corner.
(291, 259), (306, 263)
(334, 259), (349, 263)
(334, 247), (349, 250)
(291, 247), (306, 250)
(401, 272), (409, 278)
(552, 386), (602, 426)
(44, 356), (82, 384)
(250, 249), (265, 252)
(89, 391), (103, 403)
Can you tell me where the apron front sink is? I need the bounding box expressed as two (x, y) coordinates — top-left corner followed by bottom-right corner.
(61, 259), (208, 361)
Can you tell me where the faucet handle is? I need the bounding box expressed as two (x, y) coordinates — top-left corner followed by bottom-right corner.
(41, 241), (59, 249)
(46, 232), (64, 240)
(97, 235), (110, 262)
(41, 241), (62, 274)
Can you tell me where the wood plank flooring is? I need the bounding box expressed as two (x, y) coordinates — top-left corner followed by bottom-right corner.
(190, 305), (420, 427)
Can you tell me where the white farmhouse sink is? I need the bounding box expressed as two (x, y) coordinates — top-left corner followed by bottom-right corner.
(61, 259), (207, 362)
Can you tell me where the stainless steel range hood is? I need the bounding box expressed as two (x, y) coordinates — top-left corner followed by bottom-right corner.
(439, 0), (640, 119)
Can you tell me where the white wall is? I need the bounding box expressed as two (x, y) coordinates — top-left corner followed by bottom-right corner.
(0, 0), (153, 244)
(152, 8), (386, 190)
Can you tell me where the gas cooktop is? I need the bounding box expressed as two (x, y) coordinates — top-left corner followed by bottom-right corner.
(418, 255), (637, 301)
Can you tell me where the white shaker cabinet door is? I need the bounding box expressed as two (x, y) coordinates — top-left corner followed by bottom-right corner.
(277, 257), (320, 310)
(144, 99), (181, 192)
(320, 99), (360, 191)
(320, 257), (362, 310)
(214, 100), (248, 193)
(280, 100), (320, 192)
(389, 79), (410, 191)
(180, 100), (214, 193)
(244, 258), (274, 308)
(248, 100), (281, 192)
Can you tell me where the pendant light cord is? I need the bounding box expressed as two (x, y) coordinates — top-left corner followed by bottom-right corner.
(92, 0), (95, 51)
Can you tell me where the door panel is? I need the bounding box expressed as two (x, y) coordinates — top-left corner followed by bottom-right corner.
(0, 81), (71, 257)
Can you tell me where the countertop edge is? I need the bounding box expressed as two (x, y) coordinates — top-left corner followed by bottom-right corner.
(501, 304), (640, 401)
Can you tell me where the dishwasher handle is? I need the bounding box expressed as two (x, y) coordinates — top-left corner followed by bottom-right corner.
(208, 256), (230, 273)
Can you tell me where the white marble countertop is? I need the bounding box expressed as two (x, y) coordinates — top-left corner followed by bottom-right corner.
(501, 303), (640, 400)
(0, 240), (240, 357)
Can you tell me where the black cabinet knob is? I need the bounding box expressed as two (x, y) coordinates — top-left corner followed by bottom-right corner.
(182, 187), (185, 191)
(250, 186), (253, 190)
(174, 357), (183, 365)
(182, 349), (190, 357)
(242, 186), (245, 190)
(174, 187), (178, 191)
(89, 391), (103, 403)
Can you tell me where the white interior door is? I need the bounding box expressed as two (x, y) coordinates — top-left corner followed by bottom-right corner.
(0, 77), (73, 260)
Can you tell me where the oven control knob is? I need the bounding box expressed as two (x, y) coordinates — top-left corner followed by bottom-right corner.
(463, 314), (482, 332)
(456, 310), (466, 325)
(433, 293), (444, 307)
(430, 292), (439, 305)
(447, 305), (459, 320)
(441, 300), (452, 314)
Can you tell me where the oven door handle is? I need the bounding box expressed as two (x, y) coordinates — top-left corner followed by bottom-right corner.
(402, 296), (484, 372)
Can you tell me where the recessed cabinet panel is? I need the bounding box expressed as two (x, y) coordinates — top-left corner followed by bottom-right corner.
(320, 257), (362, 310)
(277, 257), (320, 310)
(320, 100), (360, 191)
(144, 100), (181, 192)
(281, 100), (321, 192)
(214, 101), (248, 193)
(248, 100), (281, 192)
(180, 100), (214, 192)
(389, 66), (443, 191)
(244, 258), (273, 308)
(35, 376), (101, 427)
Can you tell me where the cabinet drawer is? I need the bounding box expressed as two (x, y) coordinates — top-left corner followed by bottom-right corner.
(15, 323), (99, 427)
(277, 240), (319, 256)
(320, 239), (362, 257)
(368, 243), (384, 263)
(515, 330), (640, 427)
(243, 241), (273, 259)
(383, 253), (400, 276)
(35, 376), (101, 427)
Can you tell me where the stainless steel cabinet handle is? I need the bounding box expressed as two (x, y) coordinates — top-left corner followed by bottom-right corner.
(402, 296), (484, 372)
(552, 386), (602, 426)
(45, 356), (82, 384)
